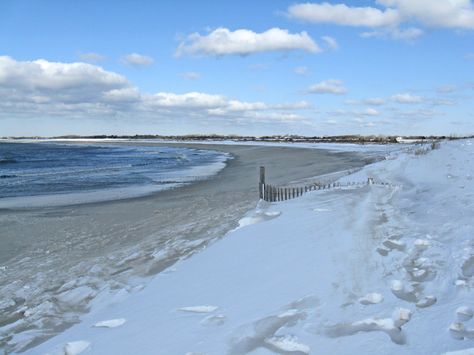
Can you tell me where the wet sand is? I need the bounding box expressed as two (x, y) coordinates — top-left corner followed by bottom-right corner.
(0, 142), (376, 352)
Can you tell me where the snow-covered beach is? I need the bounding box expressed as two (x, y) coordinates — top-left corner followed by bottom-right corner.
(18, 139), (474, 354)
(0, 142), (373, 353)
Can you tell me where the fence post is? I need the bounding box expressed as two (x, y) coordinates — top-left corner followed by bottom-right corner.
(259, 166), (265, 199)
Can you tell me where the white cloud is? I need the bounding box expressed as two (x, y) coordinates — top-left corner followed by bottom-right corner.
(175, 27), (321, 57)
(321, 36), (339, 50)
(377, 0), (474, 29)
(78, 52), (106, 63)
(294, 66), (310, 75)
(143, 92), (226, 108)
(308, 79), (347, 94)
(288, 3), (400, 27)
(122, 53), (154, 66)
(180, 72), (201, 80)
(0, 56), (312, 128)
(360, 108), (380, 116)
(0, 56), (128, 102)
(364, 97), (386, 105)
(288, 1), (474, 41)
(272, 101), (312, 110)
(391, 93), (424, 103)
(360, 27), (424, 41)
(430, 98), (456, 106)
(466, 53), (474, 60)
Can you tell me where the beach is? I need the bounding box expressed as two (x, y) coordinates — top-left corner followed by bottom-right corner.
(0, 142), (376, 353)
(26, 139), (474, 355)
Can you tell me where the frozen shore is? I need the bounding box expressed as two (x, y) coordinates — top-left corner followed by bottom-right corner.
(0, 143), (375, 353)
(28, 139), (474, 355)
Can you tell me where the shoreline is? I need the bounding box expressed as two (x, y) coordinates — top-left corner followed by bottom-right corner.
(0, 142), (381, 353)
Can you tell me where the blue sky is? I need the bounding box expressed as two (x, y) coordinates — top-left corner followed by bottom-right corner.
(0, 0), (473, 136)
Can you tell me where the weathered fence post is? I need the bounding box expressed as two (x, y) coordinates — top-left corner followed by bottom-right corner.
(259, 166), (265, 199)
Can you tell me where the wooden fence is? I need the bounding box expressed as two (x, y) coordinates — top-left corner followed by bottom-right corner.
(259, 166), (390, 202)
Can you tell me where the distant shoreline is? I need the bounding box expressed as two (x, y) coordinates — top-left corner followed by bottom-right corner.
(2, 133), (472, 145)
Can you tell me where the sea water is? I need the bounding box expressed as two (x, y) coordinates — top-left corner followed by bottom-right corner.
(0, 142), (228, 207)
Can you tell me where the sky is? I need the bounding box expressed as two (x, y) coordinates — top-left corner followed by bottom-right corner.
(0, 0), (473, 137)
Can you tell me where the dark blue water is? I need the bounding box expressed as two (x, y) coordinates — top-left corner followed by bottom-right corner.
(0, 142), (227, 200)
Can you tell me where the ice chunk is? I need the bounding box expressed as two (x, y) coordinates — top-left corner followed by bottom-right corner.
(449, 322), (466, 340)
(359, 293), (383, 305)
(93, 318), (126, 328)
(414, 239), (431, 249)
(416, 296), (437, 308)
(383, 239), (406, 251)
(265, 335), (310, 354)
(56, 286), (96, 308)
(63, 341), (91, 355)
(392, 308), (412, 327)
(457, 306), (474, 322)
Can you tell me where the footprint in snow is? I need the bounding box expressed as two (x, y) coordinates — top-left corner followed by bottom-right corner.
(325, 308), (412, 345)
(93, 318), (126, 328)
(449, 306), (474, 340)
(200, 314), (226, 326)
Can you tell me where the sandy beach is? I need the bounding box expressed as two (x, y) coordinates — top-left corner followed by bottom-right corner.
(0, 142), (376, 352)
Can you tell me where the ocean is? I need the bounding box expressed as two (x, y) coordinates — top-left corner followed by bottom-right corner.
(0, 142), (228, 207)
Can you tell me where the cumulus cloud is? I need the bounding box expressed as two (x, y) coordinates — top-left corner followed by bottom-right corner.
(308, 79), (347, 94)
(377, 0), (474, 29)
(121, 53), (154, 66)
(288, 1), (474, 41)
(175, 27), (321, 57)
(288, 3), (400, 27)
(0, 56), (312, 127)
(0, 56), (129, 104)
(391, 93), (424, 103)
(78, 52), (106, 63)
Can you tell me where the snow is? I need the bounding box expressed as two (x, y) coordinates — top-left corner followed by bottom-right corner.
(62, 341), (90, 355)
(178, 306), (219, 313)
(359, 292), (384, 305)
(28, 140), (474, 354)
(93, 319), (126, 328)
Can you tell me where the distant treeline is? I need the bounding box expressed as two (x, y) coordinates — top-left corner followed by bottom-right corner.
(3, 134), (473, 144)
